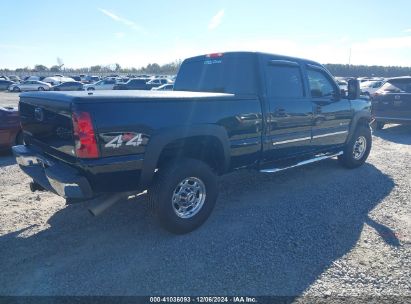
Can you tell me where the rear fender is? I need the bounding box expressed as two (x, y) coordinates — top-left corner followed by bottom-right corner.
(139, 125), (230, 188)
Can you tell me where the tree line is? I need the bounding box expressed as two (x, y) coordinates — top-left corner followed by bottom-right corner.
(324, 64), (411, 77)
(1, 61), (411, 77)
(0, 61), (182, 75)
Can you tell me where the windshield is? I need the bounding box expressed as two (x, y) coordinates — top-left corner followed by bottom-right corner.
(174, 54), (257, 94)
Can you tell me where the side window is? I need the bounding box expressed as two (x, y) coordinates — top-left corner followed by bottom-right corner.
(266, 65), (304, 98)
(307, 69), (337, 98)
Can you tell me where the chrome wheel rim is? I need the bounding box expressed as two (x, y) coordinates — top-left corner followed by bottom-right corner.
(353, 136), (367, 160)
(172, 177), (206, 219)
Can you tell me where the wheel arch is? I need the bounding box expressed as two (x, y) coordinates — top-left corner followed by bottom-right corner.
(346, 111), (371, 144)
(139, 125), (230, 189)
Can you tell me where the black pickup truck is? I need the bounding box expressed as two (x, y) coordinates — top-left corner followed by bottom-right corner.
(13, 52), (372, 234)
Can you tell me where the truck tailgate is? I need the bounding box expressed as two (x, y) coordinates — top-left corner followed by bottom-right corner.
(19, 95), (76, 157)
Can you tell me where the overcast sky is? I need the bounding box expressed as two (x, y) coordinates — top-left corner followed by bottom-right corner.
(1, 0), (411, 69)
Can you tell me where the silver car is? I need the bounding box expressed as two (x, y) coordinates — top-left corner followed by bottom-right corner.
(8, 80), (51, 92)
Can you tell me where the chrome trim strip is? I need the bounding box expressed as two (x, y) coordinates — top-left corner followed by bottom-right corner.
(272, 136), (311, 146)
(260, 151), (343, 173)
(375, 117), (411, 121)
(313, 130), (348, 139)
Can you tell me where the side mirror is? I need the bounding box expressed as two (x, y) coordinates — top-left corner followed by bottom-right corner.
(347, 78), (360, 100)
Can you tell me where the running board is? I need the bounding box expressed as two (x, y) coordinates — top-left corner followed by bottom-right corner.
(260, 151), (343, 173)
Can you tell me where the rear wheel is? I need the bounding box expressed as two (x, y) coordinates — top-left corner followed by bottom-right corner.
(338, 125), (372, 169)
(148, 158), (218, 234)
(15, 131), (24, 145)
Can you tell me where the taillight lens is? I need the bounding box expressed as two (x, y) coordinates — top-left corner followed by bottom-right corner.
(206, 53), (223, 58)
(71, 111), (99, 158)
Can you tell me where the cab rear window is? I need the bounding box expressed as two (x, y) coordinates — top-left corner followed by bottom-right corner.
(174, 55), (257, 95)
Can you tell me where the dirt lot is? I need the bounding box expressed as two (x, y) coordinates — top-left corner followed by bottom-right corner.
(0, 91), (410, 298)
(0, 91), (19, 108)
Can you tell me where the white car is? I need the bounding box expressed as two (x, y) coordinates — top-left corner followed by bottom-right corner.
(360, 80), (384, 96)
(151, 83), (174, 91)
(83, 79), (117, 91)
(336, 79), (348, 92)
(42, 76), (75, 86)
(8, 80), (52, 92)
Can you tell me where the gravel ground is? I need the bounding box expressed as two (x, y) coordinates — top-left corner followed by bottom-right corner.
(0, 91), (19, 108)
(0, 91), (410, 299)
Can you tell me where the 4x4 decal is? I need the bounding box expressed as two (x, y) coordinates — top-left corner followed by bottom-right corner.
(103, 133), (147, 148)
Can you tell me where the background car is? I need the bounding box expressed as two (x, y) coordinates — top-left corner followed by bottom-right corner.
(146, 78), (170, 89)
(83, 79), (117, 91)
(8, 80), (52, 92)
(42, 76), (75, 86)
(0, 107), (22, 151)
(52, 81), (83, 91)
(69, 75), (82, 82)
(25, 76), (41, 81)
(8, 75), (21, 82)
(372, 76), (411, 129)
(336, 79), (348, 92)
(0, 80), (16, 91)
(360, 80), (385, 96)
(151, 83), (174, 91)
(113, 78), (149, 90)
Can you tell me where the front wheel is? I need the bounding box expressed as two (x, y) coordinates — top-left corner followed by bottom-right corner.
(13, 87), (20, 92)
(338, 125), (372, 169)
(148, 158), (218, 234)
(38, 87), (45, 91)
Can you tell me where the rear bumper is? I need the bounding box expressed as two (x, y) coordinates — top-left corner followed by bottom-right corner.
(12, 145), (93, 199)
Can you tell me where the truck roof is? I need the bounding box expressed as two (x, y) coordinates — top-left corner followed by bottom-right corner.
(184, 51), (323, 67)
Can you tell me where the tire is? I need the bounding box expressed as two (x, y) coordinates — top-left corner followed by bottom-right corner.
(15, 131), (24, 145)
(148, 158), (218, 234)
(338, 125), (372, 169)
(38, 87), (45, 91)
(13, 87), (20, 92)
(87, 87), (95, 91)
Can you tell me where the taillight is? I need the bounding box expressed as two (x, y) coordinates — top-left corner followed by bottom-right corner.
(71, 111), (99, 158)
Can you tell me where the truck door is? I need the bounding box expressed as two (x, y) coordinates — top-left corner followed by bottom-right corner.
(305, 65), (351, 151)
(263, 60), (313, 161)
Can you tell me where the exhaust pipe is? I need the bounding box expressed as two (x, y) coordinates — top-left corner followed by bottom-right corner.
(87, 191), (135, 216)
